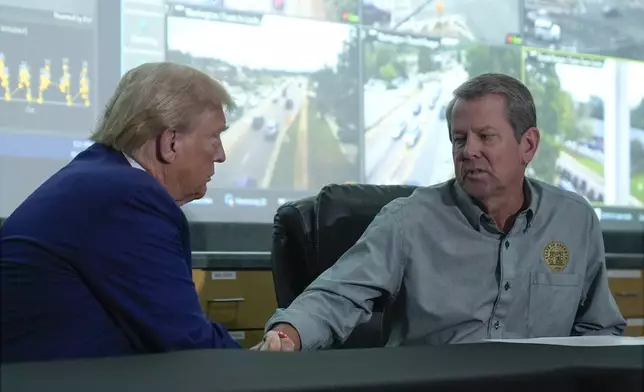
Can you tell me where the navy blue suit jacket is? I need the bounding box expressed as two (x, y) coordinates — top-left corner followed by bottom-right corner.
(1, 143), (240, 363)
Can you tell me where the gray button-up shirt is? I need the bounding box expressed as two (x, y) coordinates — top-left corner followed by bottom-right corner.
(266, 178), (626, 350)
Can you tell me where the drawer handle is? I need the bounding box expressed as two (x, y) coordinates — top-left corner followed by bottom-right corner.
(615, 292), (641, 298)
(208, 297), (246, 303)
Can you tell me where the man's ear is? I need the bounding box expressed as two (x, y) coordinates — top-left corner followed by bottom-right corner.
(157, 129), (176, 164)
(520, 127), (540, 165)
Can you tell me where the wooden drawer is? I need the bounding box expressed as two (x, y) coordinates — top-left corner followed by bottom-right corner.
(229, 330), (265, 349)
(192, 270), (277, 330)
(625, 318), (644, 337)
(608, 270), (644, 318)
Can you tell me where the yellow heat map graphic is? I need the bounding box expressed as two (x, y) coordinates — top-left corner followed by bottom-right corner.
(0, 52), (90, 107)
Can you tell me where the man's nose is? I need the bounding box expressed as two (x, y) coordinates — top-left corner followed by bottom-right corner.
(462, 137), (481, 159)
(215, 147), (226, 163)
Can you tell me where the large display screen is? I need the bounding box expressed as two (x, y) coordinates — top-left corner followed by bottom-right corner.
(360, 0), (521, 46)
(523, 47), (643, 207)
(165, 3), (361, 221)
(362, 29), (523, 186)
(0, 0), (120, 218)
(522, 0), (644, 61)
(0, 0), (642, 224)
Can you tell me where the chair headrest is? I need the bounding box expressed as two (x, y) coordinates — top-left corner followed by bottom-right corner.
(314, 184), (417, 276)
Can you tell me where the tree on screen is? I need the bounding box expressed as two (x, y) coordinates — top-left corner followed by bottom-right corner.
(310, 27), (360, 135)
(462, 44), (522, 80)
(631, 98), (644, 130)
(522, 57), (577, 184)
(363, 41), (402, 82)
(417, 47), (440, 74)
(632, 140), (644, 175)
(588, 95), (604, 120)
(631, 99), (644, 182)
(362, 39), (435, 84)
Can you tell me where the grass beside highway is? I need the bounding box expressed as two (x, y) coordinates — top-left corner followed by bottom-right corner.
(269, 97), (356, 191)
(306, 98), (355, 190)
(269, 112), (299, 190)
(565, 149), (603, 176)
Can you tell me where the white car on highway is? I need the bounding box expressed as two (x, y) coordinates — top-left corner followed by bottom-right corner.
(263, 121), (278, 141)
(403, 124), (421, 148)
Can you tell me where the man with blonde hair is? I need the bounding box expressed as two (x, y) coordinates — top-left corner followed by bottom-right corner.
(1, 62), (241, 363)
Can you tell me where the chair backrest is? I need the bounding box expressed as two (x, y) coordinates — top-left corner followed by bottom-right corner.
(271, 195), (316, 308)
(271, 184), (417, 306)
(313, 184), (418, 279)
(270, 184), (417, 348)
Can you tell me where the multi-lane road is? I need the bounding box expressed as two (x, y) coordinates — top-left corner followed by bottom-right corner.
(211, 78), (307, 189)
(364, 81), (418, 131)
(368, 0), (520, 45)
(366, 66), (468, 185)
(524, 0), (644, 60)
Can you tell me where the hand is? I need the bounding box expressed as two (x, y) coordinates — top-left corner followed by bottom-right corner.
(250, 330), (295, 351)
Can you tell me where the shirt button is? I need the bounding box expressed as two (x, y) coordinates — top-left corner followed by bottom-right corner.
(504, 282), (510, 291)
(494, 320), (500, 330)
(504, 240), (510, 249)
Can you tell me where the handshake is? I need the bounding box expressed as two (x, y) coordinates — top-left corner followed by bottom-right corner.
(250, 323), (300, 352)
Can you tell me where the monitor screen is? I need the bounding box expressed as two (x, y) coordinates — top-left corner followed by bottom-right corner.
(522, 0), (644, 61)
(165, 3), (362, 222)
(0, 0), (120, 218)
(523, 47), (644, 208)
(0, 0), (642, 225)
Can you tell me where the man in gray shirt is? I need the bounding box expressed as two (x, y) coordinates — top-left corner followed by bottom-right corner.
(253, 73), (626, 352)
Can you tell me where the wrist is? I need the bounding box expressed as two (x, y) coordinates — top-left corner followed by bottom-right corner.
(272, 323), (302, 351)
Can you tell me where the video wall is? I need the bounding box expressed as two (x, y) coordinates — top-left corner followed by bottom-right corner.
(1, 0), (643, 224)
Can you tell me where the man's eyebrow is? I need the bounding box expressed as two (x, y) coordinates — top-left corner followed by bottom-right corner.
(452, 125), (495, 135)
(220, 125), (229, 133)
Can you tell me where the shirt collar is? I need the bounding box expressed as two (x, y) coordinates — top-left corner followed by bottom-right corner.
(453, 178), (538, 231)
(124, 154), (145, 171)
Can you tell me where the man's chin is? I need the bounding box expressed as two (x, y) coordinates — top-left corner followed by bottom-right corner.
(177, 186), (207, 206)
(194, 186), (207, 200)
(461, 180), (492, 200)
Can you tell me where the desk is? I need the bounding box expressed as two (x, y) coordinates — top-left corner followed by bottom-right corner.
(2, 343), (642, 392)
(187, 251), (644, 271)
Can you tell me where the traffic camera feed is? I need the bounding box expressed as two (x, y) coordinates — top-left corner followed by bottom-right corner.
(166, 5), (361, 192)
(523, 47), (644, 207)
(364, 29), (523, 186)
(166, 0), (360, 23)
(627, 61), (644, 206)
(360, 0), (521, 45)
(522, 0), (644, 61)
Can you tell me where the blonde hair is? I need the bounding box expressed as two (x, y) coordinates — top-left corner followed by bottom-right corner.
(90, 62), (235, 154)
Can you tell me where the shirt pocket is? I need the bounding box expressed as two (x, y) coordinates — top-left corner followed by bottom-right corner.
(527, 272), (584, 338)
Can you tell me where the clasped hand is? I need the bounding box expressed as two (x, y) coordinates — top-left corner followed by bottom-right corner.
(250, 330), (296, 351)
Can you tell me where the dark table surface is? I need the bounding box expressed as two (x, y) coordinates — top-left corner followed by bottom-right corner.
(189, 251), (644, 271)
(2, 342), (643, 392)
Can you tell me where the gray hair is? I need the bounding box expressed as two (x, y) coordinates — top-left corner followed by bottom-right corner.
(446, 73), (536, 142)
(90, 62), (236, 154)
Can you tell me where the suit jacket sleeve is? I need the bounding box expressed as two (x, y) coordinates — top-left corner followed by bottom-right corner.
(77, 182), (241, 351)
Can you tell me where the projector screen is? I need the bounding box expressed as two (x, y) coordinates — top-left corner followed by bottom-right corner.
(0, 0), (642, 224)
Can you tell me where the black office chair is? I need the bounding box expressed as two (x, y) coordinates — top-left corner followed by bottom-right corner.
(271, 183), (417, 348)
